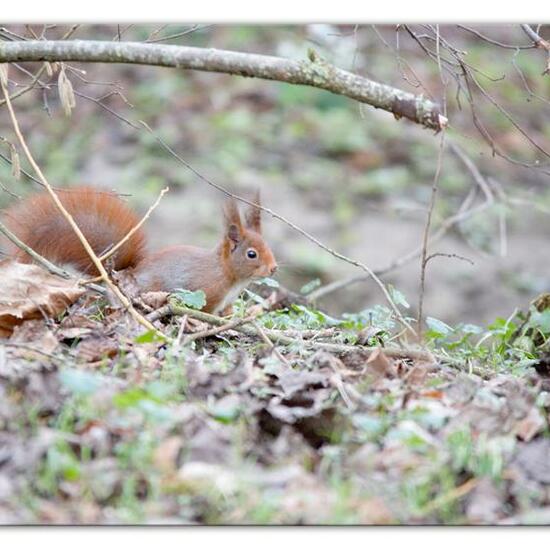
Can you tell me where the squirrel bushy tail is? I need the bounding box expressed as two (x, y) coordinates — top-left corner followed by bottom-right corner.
(2, 187), (146, 275)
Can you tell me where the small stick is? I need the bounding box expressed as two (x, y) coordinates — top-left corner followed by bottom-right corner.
(251, 320), (292, 368)
(140, 122), (417, 337)
(0, 219), (105, 295)
(175, 314), (188, 346)
(182, 313), (257, 346)
(417, 131), (446, 339)
(520, 23), (550, 75)
(99, 186), (168, 262)
(0, 219), (72, 279)
(0, 76), (164, 340)
(155, 303), (437, 362)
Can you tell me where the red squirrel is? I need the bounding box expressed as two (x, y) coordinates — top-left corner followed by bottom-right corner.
(2, 187), (278, 314)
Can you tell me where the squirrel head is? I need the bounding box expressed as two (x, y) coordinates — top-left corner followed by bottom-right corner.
(221, 191), (277, 282)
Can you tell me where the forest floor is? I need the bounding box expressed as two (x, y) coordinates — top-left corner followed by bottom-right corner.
(1, 277), (549, 525)
(1, 24), (550, 525)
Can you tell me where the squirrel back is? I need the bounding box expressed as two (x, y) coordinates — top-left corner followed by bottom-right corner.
(2, 187), (145, 274)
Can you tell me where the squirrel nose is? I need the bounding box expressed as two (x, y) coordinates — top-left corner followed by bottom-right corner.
(270, 264), (278, 275)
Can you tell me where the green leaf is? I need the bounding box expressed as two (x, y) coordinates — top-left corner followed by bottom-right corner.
(258, 277), (280, 288)
(528, 309), (550, 334)
(174, 288), (207, 310)
(460, 323), (483, 334)
(113, 388), (149, 408)
(426, 316), (452, 337)
(388, 285), (410, 309)
(134, 329), (165, 344)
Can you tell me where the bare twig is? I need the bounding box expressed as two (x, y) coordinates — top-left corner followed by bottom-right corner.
(155, 303), (434, 361)
(520, 24), (550, 75)
(0, 39), (446, 130)
(425, 252), (474, 266)
(145, 24), (213, 44)
(0, 25), (80, 108)
(449, 143), (494, 203)
(0, 75), (163, 339)
(182, 313), (259, 346)
(0, 219), (72, 279)
(457, 25), (534, 50)
(99, 186), (168, 263)
(417, 149), (447, 333)
(251, 320), (292, 368)
(140, 122), (417, 336)
(309, 181), (491, 301)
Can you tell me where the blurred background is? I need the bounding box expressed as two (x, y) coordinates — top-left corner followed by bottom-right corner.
(0, 24), (549, 325)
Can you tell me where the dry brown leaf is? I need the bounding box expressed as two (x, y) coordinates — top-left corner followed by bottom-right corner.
(366, 347), (396, 379)
(403, 362), (433, 386)
(0, 260), (84, 337)
(514, 407), (546, 442)
(153, 436), (183, 473)
(76, 337), (119, 363)
(141, 291), (169, 309)
(10, 320), (59, 356)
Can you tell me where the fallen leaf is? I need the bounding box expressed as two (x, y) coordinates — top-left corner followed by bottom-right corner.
(514, 407), (546, 442)
(0, 260), (84, 337)
(153, 436), (183, 473)
(366, 348), (396, 379)
(141, 291), (169, 309)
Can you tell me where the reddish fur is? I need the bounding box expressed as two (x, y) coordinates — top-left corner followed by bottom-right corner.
(2, 187), (277, 313)
(2, 187), (145, 275)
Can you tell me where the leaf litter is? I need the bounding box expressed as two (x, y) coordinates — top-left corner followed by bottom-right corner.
(0, 276), (550, 524)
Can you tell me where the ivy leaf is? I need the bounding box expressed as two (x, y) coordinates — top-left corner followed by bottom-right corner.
(528, 309), (550, 334)
(257, 277), (280, 288)
(174, 288), (207, 310)
(426, 316), (452, 337)
(460, 323), (483, 334)
(388, 285), (410, 309)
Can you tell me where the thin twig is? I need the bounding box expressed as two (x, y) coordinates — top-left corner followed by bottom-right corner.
(425, 252), (474, 266)
(99, 186), (168, 262)
(449, 142), (494, 203)
(520, 24), (550, 75)
(145, 24), (213, 44)
(417, 130), (447, 339)
(0, 25), (80, 108)
(153, 303), (434, 361)
(457, 25), (534, 50)
(309, 182), (491, 301)
(182, 313), (259, 346)
(140, 122), (417, 337)
(0, 219), (72, 279)
(0, 76), (164, 339)
(251, 320), (292, 368)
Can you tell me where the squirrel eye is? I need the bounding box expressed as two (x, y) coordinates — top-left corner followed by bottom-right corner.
(246, 248), (258, 259)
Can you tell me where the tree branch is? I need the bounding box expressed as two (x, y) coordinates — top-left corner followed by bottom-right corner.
(520, 24), (550, 75)
(0, 39), (447, 130)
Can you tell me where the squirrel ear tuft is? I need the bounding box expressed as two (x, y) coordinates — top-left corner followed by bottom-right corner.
(223, 197), (244, 244)
(244, 190), (262, 233)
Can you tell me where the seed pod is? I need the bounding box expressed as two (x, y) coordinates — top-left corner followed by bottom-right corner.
(58, 65), (76, 117)
(0, 64), (8, 87)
